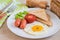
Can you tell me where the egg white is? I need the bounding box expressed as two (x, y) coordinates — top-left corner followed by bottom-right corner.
(24, 21), (49, 36)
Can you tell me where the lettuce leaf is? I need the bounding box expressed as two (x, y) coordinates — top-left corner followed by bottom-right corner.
(15, 11), (28, 19)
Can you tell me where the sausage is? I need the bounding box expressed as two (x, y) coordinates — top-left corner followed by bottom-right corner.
(14, 18), (21, 27)
(20, 19), (27, 29)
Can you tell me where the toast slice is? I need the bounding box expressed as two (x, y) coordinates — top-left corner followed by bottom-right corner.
(29, 9), (52, 26)
(36, 14), (52, 26)
(29, 9), (49, 21)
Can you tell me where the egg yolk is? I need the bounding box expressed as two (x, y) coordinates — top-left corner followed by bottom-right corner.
(32, 25), (44, 32)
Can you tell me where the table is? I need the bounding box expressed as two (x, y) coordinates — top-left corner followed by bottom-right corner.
(0, 21), (60, 40)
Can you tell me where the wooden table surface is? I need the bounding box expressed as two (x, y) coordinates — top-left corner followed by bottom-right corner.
(0, 21), (60, 40)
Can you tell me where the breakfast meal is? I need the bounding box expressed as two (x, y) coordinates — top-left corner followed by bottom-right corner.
(26, 0), (48, 8)
(0, 0), (60, 38)
(14, 9), (52, 35)
(50, 0), (60, 18)
(4, 0), (60, 38)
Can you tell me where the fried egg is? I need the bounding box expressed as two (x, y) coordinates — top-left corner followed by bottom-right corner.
(24, 21), (49, 36)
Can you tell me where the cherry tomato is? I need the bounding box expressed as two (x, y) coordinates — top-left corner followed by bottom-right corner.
(20, 19), (27, 29)
(25, 14), (36, 23)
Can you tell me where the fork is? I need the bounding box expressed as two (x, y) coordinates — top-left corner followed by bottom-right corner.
(0, 1), (13, 14)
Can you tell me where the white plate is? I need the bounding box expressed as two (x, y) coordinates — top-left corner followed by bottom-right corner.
(7, 8), (60, 39)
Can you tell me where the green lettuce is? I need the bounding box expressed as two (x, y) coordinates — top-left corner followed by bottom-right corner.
(15, 11), (28, 19)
